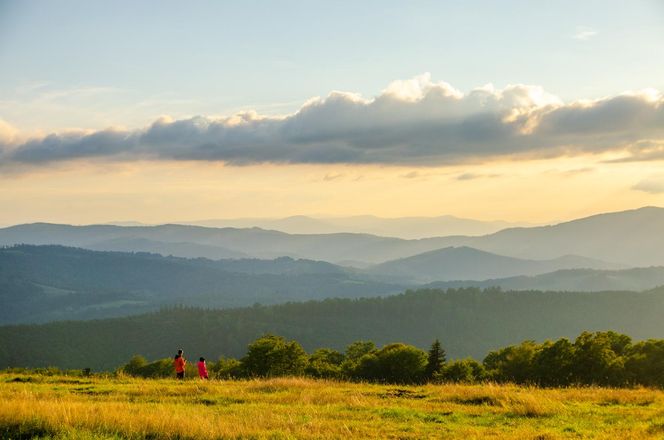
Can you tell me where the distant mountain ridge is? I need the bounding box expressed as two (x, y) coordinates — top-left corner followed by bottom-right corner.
(3, 206), (664, 266)
(185, 214), (529, 239)
(368, 246), (623, 283)
(0, 222), (450, 264)
(446, 206), (664, 266)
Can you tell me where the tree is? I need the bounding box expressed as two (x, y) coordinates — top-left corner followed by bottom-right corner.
(241, 334), (308, 377)
(572, 331), (630, 386)
(345, 341), (376, 362)
(342, 340), (377, 378)
(483, 341), (539, 384)
(424, 339), (446, 380)
(440, 358), (485, 383)
(532, 339), (575, 386)
(356, 343), (427, 384)
(306, 348), (345, 379)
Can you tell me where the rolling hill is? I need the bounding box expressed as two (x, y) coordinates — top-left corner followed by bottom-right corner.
(0, 245), (405, 325)
(368, 246), (622, 283)
(425, 266), (664, 292)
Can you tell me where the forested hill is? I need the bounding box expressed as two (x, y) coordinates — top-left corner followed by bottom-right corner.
(2, 287), (664, 371)
(368, 246), (620, 283)
(425, 267), (664, 292)
(0, 245), (405, 324)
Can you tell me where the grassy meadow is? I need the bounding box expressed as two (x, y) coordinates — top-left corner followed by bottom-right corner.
(2, 373), (664, 439)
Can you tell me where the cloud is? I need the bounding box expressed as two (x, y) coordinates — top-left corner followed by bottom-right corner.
(633, 176), (664, 194)
(401, 171), (421, 179)
(323, 173), (343, 181)
(573, 26), (598, 41)
(1, 74), (664, 170)
(0, 119), (18, 146)
(456, 172), (501, 181)
(606, 140), (664, 163)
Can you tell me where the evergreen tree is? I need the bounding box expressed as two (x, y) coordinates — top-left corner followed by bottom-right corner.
(425, 339), (446, 379)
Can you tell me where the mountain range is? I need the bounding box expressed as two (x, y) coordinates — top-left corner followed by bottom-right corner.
(3, 206), (664, 267)
(182, 214), (530, 239)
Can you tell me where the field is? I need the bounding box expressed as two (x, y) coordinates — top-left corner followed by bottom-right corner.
(2, 374), (664, 439)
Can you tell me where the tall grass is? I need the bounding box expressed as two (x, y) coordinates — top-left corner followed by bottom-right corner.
(1, 374), (663, 439)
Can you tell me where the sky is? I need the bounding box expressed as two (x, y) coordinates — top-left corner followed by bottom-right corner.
(1, 0), (663, 225)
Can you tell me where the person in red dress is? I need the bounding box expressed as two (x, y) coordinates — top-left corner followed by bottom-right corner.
(197, 357), (209, 379)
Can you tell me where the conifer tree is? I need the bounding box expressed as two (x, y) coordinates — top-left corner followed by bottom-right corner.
(425, 339), (446, 380)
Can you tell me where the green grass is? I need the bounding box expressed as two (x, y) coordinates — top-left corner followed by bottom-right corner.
(1, 373), (664, 439)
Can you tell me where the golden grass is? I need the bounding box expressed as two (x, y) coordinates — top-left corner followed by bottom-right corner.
(1, 374), (664, 439)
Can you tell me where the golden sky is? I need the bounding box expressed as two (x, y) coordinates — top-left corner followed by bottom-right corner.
(1, 154), (662, 226)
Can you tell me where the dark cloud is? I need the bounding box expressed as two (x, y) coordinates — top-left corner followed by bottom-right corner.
(1, 76), (663, 169)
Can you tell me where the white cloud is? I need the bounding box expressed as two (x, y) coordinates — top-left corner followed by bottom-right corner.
(0, 119), (18, 146)
(1, 75), (663, 170)
(573, 26), (598, 41)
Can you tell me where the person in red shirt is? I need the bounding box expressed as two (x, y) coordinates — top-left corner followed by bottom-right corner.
(197, 357), (209, 380)
(174, 349), (186, 379)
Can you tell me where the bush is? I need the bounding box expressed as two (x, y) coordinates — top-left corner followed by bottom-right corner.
(439, 358), (485, 383)
(306, 348), (344, 379)
(241, 334), (308, 377)
(355, 343), (427, 384)
(210, 357), (242, 379)
(120, 357), (174, 378)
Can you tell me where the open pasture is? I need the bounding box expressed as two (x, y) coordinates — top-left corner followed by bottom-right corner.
(2, 374), (664, 439)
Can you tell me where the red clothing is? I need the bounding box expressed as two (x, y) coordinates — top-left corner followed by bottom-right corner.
(174, 356), (186, 373)
(197, 361), (209, 379)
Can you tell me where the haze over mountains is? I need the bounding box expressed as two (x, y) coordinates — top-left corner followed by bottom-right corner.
(2, 206), (664, 371)
(2, 207), (663, 267)
(2, 206), (664, 328)
(368, 247), (622, 284)
(426, 267), (664, 293)
(181, 215), (531, 239)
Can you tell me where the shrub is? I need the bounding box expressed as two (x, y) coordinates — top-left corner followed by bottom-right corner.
(241, 334), (308, 377)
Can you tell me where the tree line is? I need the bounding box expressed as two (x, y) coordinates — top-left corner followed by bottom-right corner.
(4, 287), (664, 371)
(120, 330), (664, 387)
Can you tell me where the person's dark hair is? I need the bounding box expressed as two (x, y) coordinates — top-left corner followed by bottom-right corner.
(199, 357), (205, 362)
(174, 354), (180, 359)
(177, 349), (183, 355)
